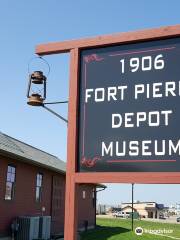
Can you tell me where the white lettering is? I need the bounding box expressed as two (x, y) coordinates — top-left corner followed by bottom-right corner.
(112, 114), (122, 128)
(85, 89), (93, 102)
(102, 142), (113, 156)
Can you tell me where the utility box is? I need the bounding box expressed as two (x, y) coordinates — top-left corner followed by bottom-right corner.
(39, 216), (51, 240)
(16, 216), (39, 240)
(129, 212), (140, 219)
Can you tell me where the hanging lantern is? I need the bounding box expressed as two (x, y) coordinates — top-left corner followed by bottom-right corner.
(27, 71), (47, 106)
(26, 57), (68, 124)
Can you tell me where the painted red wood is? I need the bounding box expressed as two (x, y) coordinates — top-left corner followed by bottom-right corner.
(75, 172), (180, 184)
(36, 25), (180, 55)
(64, 48), (79, 240)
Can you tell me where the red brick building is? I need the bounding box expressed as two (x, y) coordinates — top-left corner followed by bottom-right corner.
(0, 132), (105, 238)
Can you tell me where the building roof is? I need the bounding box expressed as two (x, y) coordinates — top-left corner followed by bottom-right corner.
(121, 205), (137, 211)
(122, 201), (157, 204)
(0, 132), (107, 188)
(122, 202), (164, 210)
(156, 204), (164, 210)
(0, 132), (66, 174)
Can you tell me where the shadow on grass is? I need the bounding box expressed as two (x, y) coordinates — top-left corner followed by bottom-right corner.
(80, 225), (130, 240)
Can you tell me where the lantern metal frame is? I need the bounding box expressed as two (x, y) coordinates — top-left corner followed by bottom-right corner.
(27, 71), (47, 106)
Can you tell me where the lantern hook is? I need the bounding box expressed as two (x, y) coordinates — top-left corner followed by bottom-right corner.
(28, 56), (50, 76)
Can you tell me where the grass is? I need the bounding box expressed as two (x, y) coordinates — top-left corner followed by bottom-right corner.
(80, 217), (180, 240)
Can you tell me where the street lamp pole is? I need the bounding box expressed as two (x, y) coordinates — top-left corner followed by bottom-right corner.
(131, 183), (134, 231)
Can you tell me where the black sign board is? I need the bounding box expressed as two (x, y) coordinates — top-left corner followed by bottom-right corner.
(78, 37), (180, 172)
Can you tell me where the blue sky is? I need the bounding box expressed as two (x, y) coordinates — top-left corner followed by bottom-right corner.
(0, 0), (180, 206)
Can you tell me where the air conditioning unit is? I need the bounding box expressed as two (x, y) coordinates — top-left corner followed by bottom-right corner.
(16, 216), (39, 240)
(39, 216), (51, 240)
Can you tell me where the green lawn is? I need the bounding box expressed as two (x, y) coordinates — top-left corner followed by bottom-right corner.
(80, 217), (180, 240)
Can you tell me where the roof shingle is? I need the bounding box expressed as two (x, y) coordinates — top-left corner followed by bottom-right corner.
(0, 132), (66, 173)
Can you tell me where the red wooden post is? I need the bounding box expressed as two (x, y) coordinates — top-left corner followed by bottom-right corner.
(64, 48), (79, 240)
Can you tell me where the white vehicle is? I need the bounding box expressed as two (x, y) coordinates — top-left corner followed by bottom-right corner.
(113, 211), (130, 218)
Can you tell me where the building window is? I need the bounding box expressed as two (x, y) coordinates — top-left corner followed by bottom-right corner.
(82, 190), (86, 199)
(36, 173), (43, 202)
(92, 189), (95, 199)
(92, 189), (96, 208)
(5, 165), (16, 200)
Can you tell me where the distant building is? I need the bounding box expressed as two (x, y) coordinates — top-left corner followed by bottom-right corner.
(176, 204), (180, 215)
(121, 202), (164, 219)
(96, 204), (106, 215)
(0, 132), (106, 238)
(168, 203), (180, 215)
(107, 206), (122, 214)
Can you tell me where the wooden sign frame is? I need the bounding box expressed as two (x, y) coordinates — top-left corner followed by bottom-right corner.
(36, 25), (180, 240)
